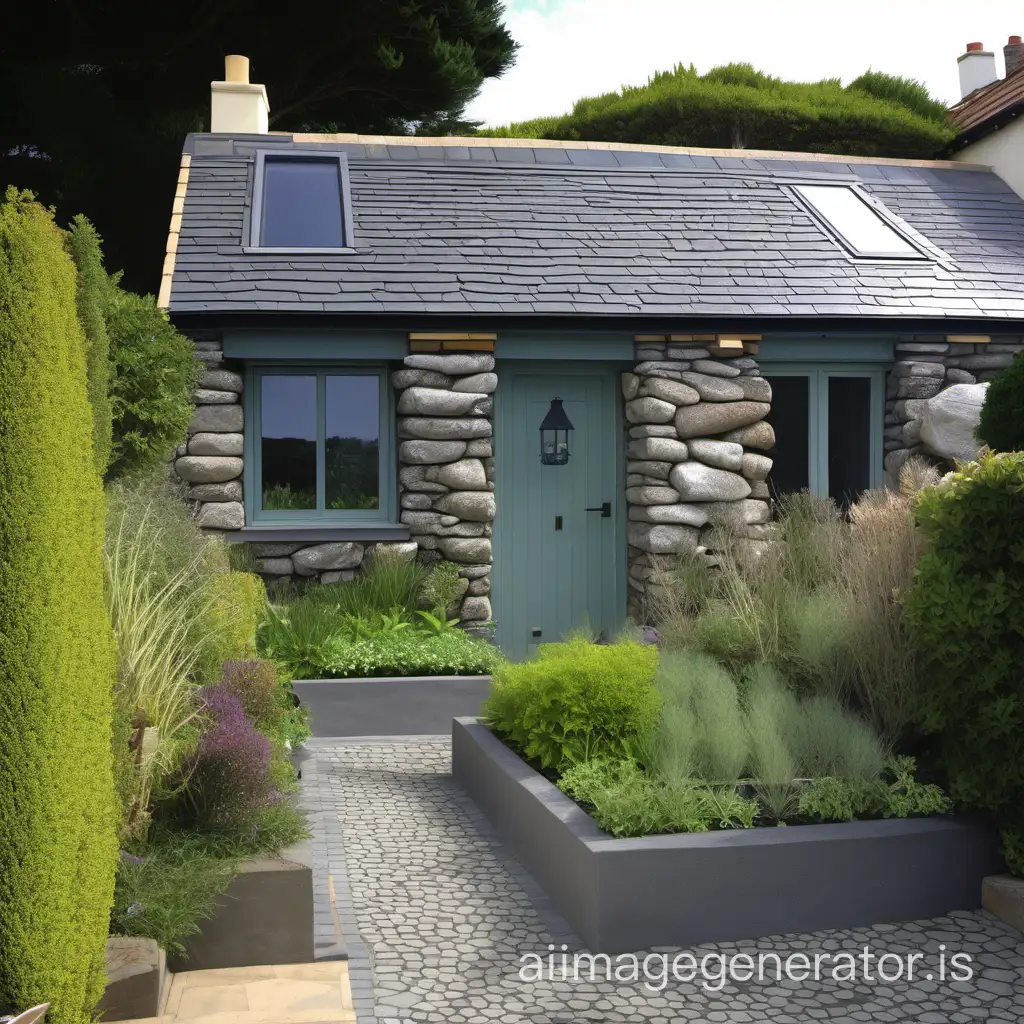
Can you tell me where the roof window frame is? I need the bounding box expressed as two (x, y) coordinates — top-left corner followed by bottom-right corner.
(790, 183), (931, 262)
(247, 149), (356, 254)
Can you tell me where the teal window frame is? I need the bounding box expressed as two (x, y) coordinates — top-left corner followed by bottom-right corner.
(244, 364), (395, 526)
(761, 362), (885, 497)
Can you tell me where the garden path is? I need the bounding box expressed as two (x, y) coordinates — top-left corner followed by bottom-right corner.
(303, 737), (1024, 1024)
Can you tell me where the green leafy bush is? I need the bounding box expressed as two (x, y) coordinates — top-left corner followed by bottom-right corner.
(484, 639), (660, 770)
(323, 630), (503, 678)
(0, 190), (118, 1024)
(904, 451), (1024, 841)
(1002, 829), (1024, 877)
(977, 351), (1024, 453)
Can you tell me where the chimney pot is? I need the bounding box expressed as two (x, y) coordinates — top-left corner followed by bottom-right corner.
(1006, 35), (1024, 77)
(211, 54), (269, 134)
(224, 54), (250, 84)
(958, 42), (998, 98)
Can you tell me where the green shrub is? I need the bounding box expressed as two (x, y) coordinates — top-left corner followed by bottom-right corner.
(106, 286), (200, 479)
(305, 546), (427, 618)
(0, 190), (118, 1024)
(66, 215), (113, 473)
(220, 659), (283, 732)
(323, 630), (503, 679)
(420, 560), (465, 613)
(977, 351), (1024, 453)
(904, 451), (1024, 837)
(1002, 829), (1024, 877)
(195, 570), (266, 682)
(484, 639), (660, 770)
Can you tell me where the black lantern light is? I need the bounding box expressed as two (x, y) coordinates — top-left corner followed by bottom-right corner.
(539, 398), (574, 465)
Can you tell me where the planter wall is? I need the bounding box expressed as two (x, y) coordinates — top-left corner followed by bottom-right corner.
(452, 718), (1002, 953)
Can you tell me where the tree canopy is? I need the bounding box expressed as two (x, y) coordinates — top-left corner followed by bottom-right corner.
(486, 63), (955, 158)
(0, 1), (517, 292)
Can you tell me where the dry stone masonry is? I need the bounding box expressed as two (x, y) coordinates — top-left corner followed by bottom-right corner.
(624, 340), (773, 621)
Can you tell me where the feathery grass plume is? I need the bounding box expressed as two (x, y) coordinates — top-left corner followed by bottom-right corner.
(787, 693), (888, 780)
(743, 664), (800, 822)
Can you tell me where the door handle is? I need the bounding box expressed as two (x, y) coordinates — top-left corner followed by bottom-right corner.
(585, 501), (612, 518)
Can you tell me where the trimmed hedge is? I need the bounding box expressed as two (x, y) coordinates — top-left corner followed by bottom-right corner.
(0, 191), (118, 1022)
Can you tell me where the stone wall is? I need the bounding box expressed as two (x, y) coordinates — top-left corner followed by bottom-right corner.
(623, 340), (773, 622)
(884, 335), (1023, 483)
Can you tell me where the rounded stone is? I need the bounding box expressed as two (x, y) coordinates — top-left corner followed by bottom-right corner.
(404, 354), (495, 374)
(175, 455), (243, 483)
(467, 576), (491, 596)
(460, 595), (492, 622)
(625, 486), (681, 506)
(627, 522), (700, 554)
(427, 458), (488, 490)
(399, 417), (492, 441)
(628, 503), (709, 526)
(200, 368), (243, 393)
(691, 359), (741, 377)
(678, 372), (745, 402)
(249, 542), (302, 557)
(187, 479), (243, 502)
(438, 537), (492, 563)
(741, 453), (773, 480)
(292, 542), (364, 576)
(435, 522), (486, 537)
(401, 492), (434, 510)
(669, 462), (752, 501)
(256, 557), (294, 575)
(189, 404), (243, 433)
(621, 372), (640, 400)
(638, 377), (700, 406)
(196, 501), (244, 530)
(465, 439), (493, 457)
(397, 387), (489, 416)
(188, 432), (243, 456)
(193, 388), (238, 405)
(722, 420), (776, 450)
(433, 491), (496, 522)
(628, 424), (677, 438)
(399, 440), (467, 465)
(320, 570), (355, 584)
(735, 376), (772, 402)
(749, 480), (770, 498)
(391, 368), (453, 390)
(687, 439), (744, 471)
(666, 346), (710, 360)
(366, 542), (419, 563)
(625, 396), (677, 424)
(920, 382), (988, 462)
(626, 460), (672, 479)
(452, 372), (497, 394)
(699, 499), (771, 530)
(898, 376), (944, 400)
(674, 401), (770, 439)
(625, 437), (689, 463)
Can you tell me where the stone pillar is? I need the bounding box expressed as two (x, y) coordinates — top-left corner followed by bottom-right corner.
(393, 354), (497, 624)
(623, 339), (773, 622)
(175, 337), (245, 531)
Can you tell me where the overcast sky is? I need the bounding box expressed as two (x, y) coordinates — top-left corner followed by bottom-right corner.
(466, 0), (1022, 127)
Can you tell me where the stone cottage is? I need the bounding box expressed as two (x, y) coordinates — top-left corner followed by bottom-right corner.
(160, 57), (1024, 660)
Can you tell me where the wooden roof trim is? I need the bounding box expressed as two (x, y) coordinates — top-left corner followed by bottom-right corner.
(157, 153), (191, 310)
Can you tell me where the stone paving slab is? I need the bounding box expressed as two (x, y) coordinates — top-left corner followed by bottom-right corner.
(305, 737), (1024, 1024)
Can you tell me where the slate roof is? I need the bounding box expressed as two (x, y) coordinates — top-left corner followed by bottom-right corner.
(167, 133), (1024, 321)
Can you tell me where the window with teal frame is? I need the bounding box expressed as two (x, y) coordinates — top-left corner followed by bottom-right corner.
(246, 366), (395, 524)
(760, 364), (884, 507)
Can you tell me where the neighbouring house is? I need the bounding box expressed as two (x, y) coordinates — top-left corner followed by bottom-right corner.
(162, 56), (1024, 660)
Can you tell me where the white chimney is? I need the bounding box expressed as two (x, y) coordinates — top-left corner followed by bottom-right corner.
(958, 41), (998, 98)
(210, 55), (269, 134)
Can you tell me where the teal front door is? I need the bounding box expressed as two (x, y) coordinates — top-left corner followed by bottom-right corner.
(494, 364), (625, 660)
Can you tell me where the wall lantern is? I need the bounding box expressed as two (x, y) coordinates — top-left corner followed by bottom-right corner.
(540, 398), (574, 465)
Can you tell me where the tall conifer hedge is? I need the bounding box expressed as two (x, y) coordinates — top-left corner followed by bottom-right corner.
(0, 189), (118, 1023)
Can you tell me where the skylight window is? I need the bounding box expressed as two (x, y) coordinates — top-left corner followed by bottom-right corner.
(252, 152), (352, 249)
(794, 185), (921, 259)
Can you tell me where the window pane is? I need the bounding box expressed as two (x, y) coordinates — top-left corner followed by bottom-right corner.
(260, 159), (344, 247)
(764, 376), (809, 497)
(828, 376), (872, 508)
(261, 376), (316, 510)
(796, 185), (918, 257)
(325, 376), (379, 511)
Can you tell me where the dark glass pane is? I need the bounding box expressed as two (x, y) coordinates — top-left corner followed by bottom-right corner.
(764, 376), (809, 497)
(325, 376), (379, 510)
(261, 376), (316, 510)
(260, 159), (344, 247)
(828, 376), (872, 508)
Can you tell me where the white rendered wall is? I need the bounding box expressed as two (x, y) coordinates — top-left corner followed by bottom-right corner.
(955, 118), (1024, 199)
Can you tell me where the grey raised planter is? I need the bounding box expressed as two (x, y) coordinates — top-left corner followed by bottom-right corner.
(169, 840), (313, 970)
(452, 718), (1002, 952)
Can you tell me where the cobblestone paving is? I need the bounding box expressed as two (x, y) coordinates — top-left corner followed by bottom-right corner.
(307, 737), (1024, 1024)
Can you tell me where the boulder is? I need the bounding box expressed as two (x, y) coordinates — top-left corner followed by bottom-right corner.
(467, 576), (491, 596)
(399, 417), (492, 440)
(249, 542), (303, 557)
(399, 440), (467, 465)
(392, 368), (452, 389)
(627, 522), (700, 554)
(625, 437), (689, 463)
(625, 486), (681, 506)
(669, 462), (752, 501)
(621, 372), (640, 400)
(189, 404), (243, 433)
(460, 595), (492, 622)
(687, 439), (744, 471)
(201, 368), (243, 393)
(919, 383), (988, 462)
(452, 372), (498, 394)
(404, 353), (495, 374)
(628, 504), (709, 526)
(438, 537), (492, 563)
(320, 570), (356, 584)
(401, 492), (435, 510)
(397, 387), (488, 416)
(678, 372), (745, 402)
(666, 346), (710, 360)
(459, 564), (492, 580)
(436, 522), (487, 537)
(721, 420), (776, 450)
(896, 361), (945, 378)
(196, 502), (244, 530)
(625, 397), (677, 424)
(741, 453), (773, 481)
(175, 455), (243, 483)
(675, 402), (770, 439)
(194, 388), (238, 405)
(367, 542), (419, 563)
(292, 542), (364, 576)
(257, 557), (295, 575)
(944, 368), (976, 385)
(634, 361), (687, 378)
(427, 458), (488, 490)
(700, 499), (771, 530)
(434, 491), (496, 522)
(625, 460), (672, 480)
(466, 439), (493, 457)
(691, 359), (741, 378)
(628, 424), (677, 438)
(188, 480), (243, 502)
(897, 376), (944, 400)
(734, 376), (772, 402)
(188, 432), (243, 456)
(638, 377), (700, 406)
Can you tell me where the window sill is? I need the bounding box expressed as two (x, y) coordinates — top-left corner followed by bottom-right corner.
(241, 246), (358, 256)
(225, 525), (411, 543)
